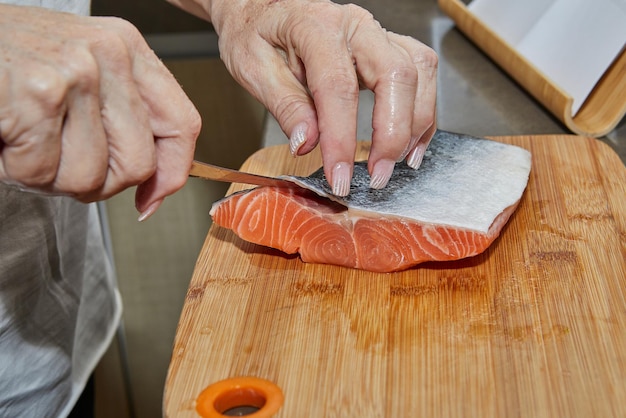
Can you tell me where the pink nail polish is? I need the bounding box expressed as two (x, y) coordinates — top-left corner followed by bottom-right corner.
(407, 144), (427, 169)
(370, 159), (395, 189)
(137, 200), (163, 222)
(331, 162), (351, 196)
(399, 136), (419, 161)
(289, 122), (308, 156)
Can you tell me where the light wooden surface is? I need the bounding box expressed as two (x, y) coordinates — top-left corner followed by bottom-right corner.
(164, 135), (626, 418)
(438, 0), (626, 137)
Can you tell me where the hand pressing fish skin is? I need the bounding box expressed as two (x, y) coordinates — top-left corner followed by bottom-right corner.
(210, 131), (531, 272)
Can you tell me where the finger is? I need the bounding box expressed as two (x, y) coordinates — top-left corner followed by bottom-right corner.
(115, 19), (202, 215)
(348, 21), (419, 189)
(0, 9), (55, 185)
(134, 135), (190, 221)
(0, 10), (110, 196)
(220, 36), (320, 159)
(295, 27), (361, 195)
(309, 59), (359, 197)
(52, 49), (109, 195)
(135, 46), (201, 216)
(388, 33), (438, 169)
(0, 62), (65, 187)
(407, 122), (436, 169)
(74, 20), (157, 203)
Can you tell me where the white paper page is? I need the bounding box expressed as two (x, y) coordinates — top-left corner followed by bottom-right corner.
(468, 0), (556, 45)
(468, 0), (626, 115)
(516, 0), (626, 114)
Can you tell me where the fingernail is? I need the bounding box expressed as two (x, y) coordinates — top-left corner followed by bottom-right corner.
(399, 136), (419, 161)
(331, 162), (351, 196)
(289, 122), (308, 156)
(370, 159), (395, 189)
(137, 199), (163, 222)
(407, 143), (428, 169)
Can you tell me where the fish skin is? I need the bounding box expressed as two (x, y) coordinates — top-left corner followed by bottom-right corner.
(282, 130), (531, 234)
(210, 130), (532, 272)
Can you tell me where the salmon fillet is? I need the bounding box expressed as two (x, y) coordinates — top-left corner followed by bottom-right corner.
(210, 131), (532, 273)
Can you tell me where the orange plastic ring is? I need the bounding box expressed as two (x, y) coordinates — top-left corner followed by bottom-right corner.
(196, 376), (284, 418)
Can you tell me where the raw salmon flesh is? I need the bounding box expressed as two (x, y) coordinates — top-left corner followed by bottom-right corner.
(210, 131), (532, 272)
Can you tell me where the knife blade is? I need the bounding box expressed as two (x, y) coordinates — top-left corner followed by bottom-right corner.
(189, 160), (298, 188)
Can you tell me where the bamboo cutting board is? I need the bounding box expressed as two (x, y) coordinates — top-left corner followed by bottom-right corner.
(164, 135), (626, 418)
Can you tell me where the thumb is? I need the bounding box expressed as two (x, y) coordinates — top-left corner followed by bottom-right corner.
(223, 43), (320, 157)
(276, 93), (320, 158)
(256, 68), (320, 157)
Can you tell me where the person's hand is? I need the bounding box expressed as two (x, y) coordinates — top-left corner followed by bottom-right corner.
(0, 4), (201, 219)
(209, 0), (437, 196)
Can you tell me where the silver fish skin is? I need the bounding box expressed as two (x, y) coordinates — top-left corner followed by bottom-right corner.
(281, 130), (532, 234)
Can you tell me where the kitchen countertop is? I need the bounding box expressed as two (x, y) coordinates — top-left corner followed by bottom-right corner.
(262, 0), (626, 164)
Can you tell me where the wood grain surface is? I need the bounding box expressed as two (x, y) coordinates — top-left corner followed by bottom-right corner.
(164, 135), (626, 418)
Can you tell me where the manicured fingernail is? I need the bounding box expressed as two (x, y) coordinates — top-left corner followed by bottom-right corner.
(399, 136), (419, 161)
(289, 122), (308, 156)
(407, 143), (428, 169)
(137, 199), (163, 222)
(370, 159), (395, 189)
(331, 162), (351, 196)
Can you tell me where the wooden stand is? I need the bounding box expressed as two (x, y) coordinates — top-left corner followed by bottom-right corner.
(438, 0), (626, 137)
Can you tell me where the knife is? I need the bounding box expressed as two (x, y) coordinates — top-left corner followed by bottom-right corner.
(189, 160), (297, 188)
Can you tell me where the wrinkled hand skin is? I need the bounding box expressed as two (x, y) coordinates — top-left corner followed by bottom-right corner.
(173, 0), (438, 195)
(0, 4), (201, 217)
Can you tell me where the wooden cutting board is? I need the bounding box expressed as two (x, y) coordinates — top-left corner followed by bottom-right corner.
(164, 135), (626, 418)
